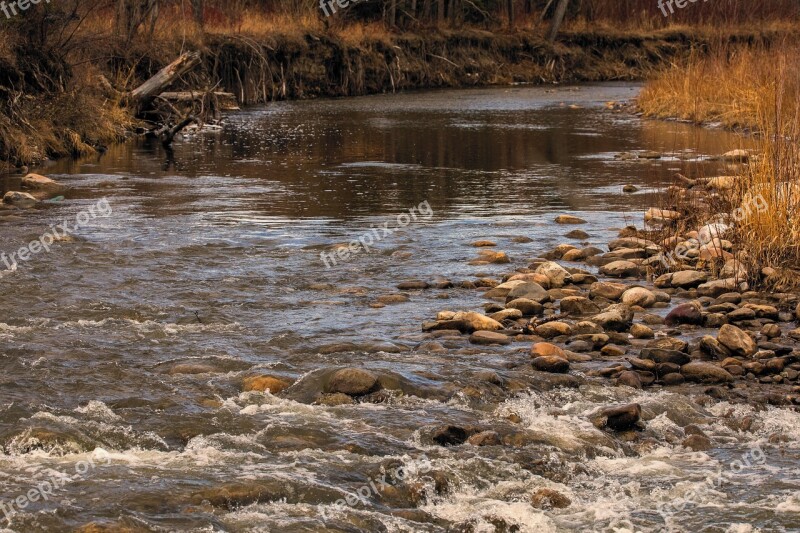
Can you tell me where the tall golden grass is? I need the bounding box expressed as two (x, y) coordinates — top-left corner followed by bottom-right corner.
(639, 45), (800, 286)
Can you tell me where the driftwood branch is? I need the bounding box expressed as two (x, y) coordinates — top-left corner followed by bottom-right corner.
(130, 51), (202, 110)
(153, 115), (199, 147)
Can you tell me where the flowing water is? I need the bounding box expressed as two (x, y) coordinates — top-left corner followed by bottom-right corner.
(0, 83), (798, 532)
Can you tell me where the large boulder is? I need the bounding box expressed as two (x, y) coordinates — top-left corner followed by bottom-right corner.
(621, 287), (656, 308)
(452, 311), (504, 332)
(589, 281), (627, 301)
(531, 342), (567, 358)
(591, 304), (634, 332)
(592, 403), (642, 431)
(665, 302), (704, 327)
(532, 356), (570, 373)
(670, 270), (708, 289)
(535, 262), (572, 288)
(599, 260), (640, 278)
(243, 375), (291, 393)
(325, 368), (380, 396)
(2, 191), (38, 207)
(681, 362), (734, 383)
(505, 282), (550, 304)
(559, 296), (601, 315)
(20, 173), (66, 199)
(717, 324), (757, 357)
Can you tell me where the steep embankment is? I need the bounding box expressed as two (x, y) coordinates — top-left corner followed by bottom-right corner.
(0, 26), (795, 169)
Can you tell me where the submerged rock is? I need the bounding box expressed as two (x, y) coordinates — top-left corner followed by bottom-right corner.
(555, 214), (586, 225)
(592, 403), (642, 431)
(2, 191), (38, 207)
(469, 331), (511, 345)
(530, 488), (571, 509)
(243, 376), (291, 393)
(325, 368), (380, 396)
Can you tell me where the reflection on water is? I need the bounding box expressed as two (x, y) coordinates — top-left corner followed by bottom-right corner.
(1, 83), (792, 533)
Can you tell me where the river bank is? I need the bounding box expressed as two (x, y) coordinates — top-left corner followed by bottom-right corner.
(1, 24), (797, 171)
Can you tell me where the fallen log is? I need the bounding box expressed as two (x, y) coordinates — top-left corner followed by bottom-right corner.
(130, 51), (202, 111)
(159, 91), (239, 110)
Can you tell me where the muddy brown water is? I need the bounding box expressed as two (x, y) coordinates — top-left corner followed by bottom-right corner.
(1, 83), (798, 532)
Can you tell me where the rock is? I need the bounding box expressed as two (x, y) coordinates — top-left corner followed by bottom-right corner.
(592, 403), (642, 431)
(314, 393), (355, 406)
(796, 302), (800, 321)
(671, 270), (708, 289)
(698, 278), (745, 297)
(530, 488), (571, 509)
(623, 185), (638, 193)
(555, 215), (586, 225)
(452, 311), (504, 332)
(591, 304), (634, 332)
(243, 376), (291, 393)
(700, 336), (732, 360)
(617, 371), (642, 389)
(377, 294), (410, 304)
(535, 262), (572, 288)
(600, 260), (640, 278)
(506, 298), (544, 316)
(505, 282), (550, 304)
(469, 331), (511, 346)
(721, 149), (749, 162)
(20, 173), (65, 198)
(490, 308), (523, 322)
(506, 273), (552, 288)
(665, 302), (704, 326)
(630, 324), (654, 339)
(559, 296), (601, 315)
(621, 287), (656, 308)
(718, 324), (757, 357)
(2, 191), (38, 207)
(641, 348), (690, 366)
(727, 308), (756, 322)
(472, 250), (510, 264)
(397, 280), (430, 290)
(681, 362), (734, 383)
(589, 281), (627, 301)
(566, 229), (590, 239)
(325, 368), (380, 396)
(601, 344), (626, 357)
(535, 321), (572, 338)
(471, 240), (497, 247)
(531, 342), (566, 358)
(683, 434), (712, 451)
(532, 356), (570, 373)
(644, 208), (681, 225)
(628, 358), (656, 372)
(662, 372), (685, 385)
(430, 426), (469, 446)
(467, 431), (501, 446)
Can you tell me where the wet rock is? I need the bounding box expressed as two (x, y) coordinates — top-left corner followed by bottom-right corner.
(682, 434), (712, 451)
(630, 324), (654, 339)
(796, 302), (800, 321)
(665, 302), (704, 326)
(571, 333), (609, 349)
(531, 342), (566, 358)
(566, 229), (590, 239)
(505, 298), (544, 316)
(728, 307), (757, 322)
(471, 240), (497, 247)
(592, 403), (642, 431)
(20, 173), (66, 199)
(505, 282), (550, 304)
(190, 481), (287, 509)
(471, 250), (510, 264)
(698, 278), (745, 297)
(648, 337), (688, 352)
(744, 303), (779, 320)
(621, 287), (656, 308)
(718, 324), (757, 357)
(704, 313), (728, 328)
(506, 272), (552, 288)
(662, 372), (685, 385)
(377, 293), (410, 304)
(559, 296), (600, 315)
(555, 215), (586, 224)
(469, 331), (511, 346)
(532, 356), (570, 373)
(530, 488), (571, 509)
(589, 281), (627, 301)
(591, 304), (634, 332)
(700, 336), (732, 360)
(452, 311), (504, 332)
(629, 357), (656, 372)
(641, 348), (690, 366)
(467, 431), (501, 446)
(761, 324), (782, 339)
(2, 191), (38, 207)
(623, 185), (638, 193)
(535, 262), (572, 288)
(325, 368), (380, 396)
(601, 344), (626, 357)
(545, 243), (578, 259)
(535, 321), (572, 338)
(681, 362), (734, 383)
(617, 371), (642, 389)
(572, 321), (603, 335)
(314, 393), (355, 406)
(430, 425), (469, 446)
(397, 280), (430, 290)
(243, 376), (291, 394)
(490, 308), (523, 322)
(599, 260), (640, 278)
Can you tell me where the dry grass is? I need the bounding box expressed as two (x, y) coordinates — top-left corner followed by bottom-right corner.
(639, 45), (800, 286)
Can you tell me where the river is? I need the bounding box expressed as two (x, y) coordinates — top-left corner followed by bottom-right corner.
(0, 82), (798, 532)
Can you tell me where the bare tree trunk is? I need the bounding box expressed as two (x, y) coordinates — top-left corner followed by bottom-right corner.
(547, 0), (569, 42)
(390, 0), (397, 26)
(506, 0), (514, 26)
(130, 51), (202, 111)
